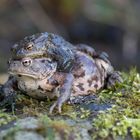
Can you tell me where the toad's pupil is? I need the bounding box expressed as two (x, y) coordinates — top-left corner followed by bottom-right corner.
(27, 46), (32, 50)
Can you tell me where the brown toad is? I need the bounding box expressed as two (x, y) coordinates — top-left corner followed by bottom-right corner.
(0, 51), (122, 113)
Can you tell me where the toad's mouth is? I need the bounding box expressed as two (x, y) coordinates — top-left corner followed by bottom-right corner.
(8, 71), (39, 79)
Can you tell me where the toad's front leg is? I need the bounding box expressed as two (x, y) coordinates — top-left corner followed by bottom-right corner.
(0, 76), (18, 109)
(49, 73), (74, 114)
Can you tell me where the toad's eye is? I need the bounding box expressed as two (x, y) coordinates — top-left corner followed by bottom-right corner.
(22, 58), (32, 67)
(25, 43), (33, 50)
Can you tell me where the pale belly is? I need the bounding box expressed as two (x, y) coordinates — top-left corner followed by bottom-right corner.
(17, 77), (56, 99)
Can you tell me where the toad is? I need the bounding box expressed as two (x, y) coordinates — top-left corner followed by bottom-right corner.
(0, 51), (122, 113)
(11, 32), (98, 72)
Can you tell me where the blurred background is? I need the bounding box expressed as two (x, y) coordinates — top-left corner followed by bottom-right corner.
(0, 0), (140, 76)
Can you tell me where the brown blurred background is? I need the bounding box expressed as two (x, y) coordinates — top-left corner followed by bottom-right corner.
(0, 0), (140, 74)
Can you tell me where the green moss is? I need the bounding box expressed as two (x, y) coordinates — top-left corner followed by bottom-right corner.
(39, 115), (75, 139)
(0, 111), (16, 126)
(92, 68), (140, 139)
(2, 115), (78, 140)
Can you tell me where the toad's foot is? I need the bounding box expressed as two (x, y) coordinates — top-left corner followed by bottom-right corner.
(106, 71), (123, 88)
(49, 99), (63, 114)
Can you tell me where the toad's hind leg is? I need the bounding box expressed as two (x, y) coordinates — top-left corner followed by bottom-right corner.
(106, 71), (123, 88)
(95, 52), (123, 89)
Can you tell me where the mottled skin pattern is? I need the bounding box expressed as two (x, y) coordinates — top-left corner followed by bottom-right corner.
(0, 51), (122, 113)
(11, 32), (98, 72)
(0, 32), (122, 113)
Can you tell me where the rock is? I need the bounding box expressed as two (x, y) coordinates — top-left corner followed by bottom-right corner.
(15, 117), (39, 130)
(82, 103), (112, 111)
(0, 116), (93, 140)
(14, 131), (44, 140)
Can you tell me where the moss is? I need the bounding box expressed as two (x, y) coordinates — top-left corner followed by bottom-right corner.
(92, 68), (140, 139)
(0, 111), (16, 126)
(40, 115), (75, 139)
(2, 115), (78, 140)
(0, 68), (140, 140)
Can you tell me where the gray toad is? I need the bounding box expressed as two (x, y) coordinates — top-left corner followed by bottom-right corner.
(11, 32), (98, 72)
(0, 51), (122, 113)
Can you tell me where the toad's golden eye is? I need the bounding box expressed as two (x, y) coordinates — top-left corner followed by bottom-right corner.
(25, 43), (33, 50)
